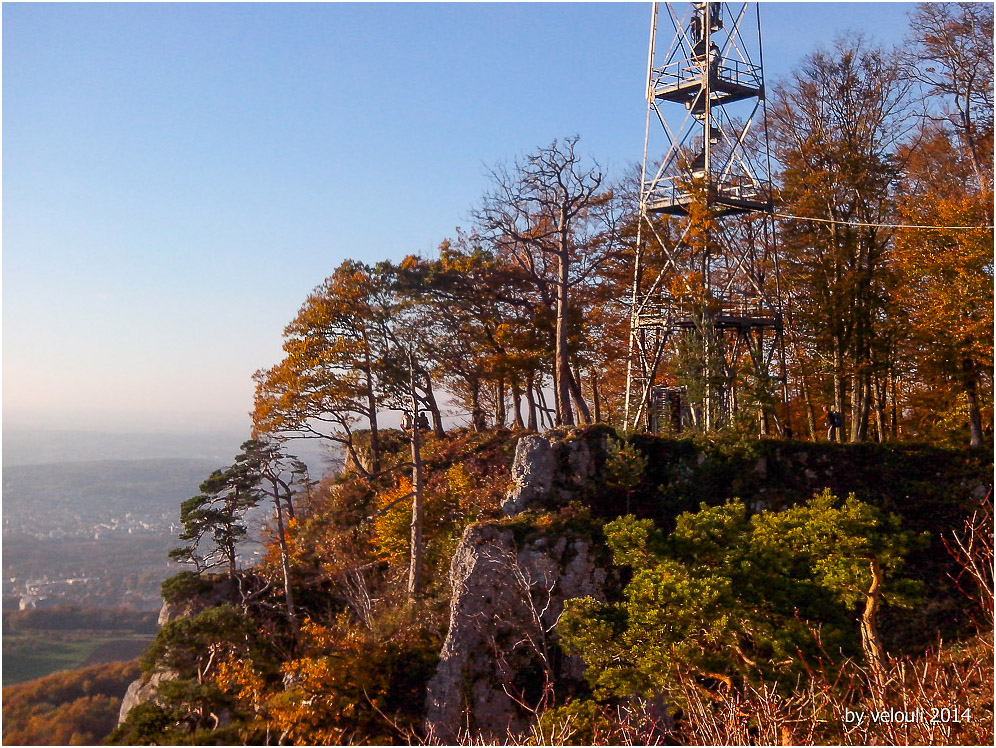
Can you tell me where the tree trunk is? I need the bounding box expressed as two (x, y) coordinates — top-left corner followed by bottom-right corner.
(283, 487), (296, 522)
(510, 379), (525, 429)
(421, 373), (446, 439)
(963, 356), (984, 448)
(889, 371), (900, 438)
(495, 378), (507, 429)
(364, 352), (381, 475)
(591, 369), (601, 423)
(853, 373), (871, 443)
(849, 373), (861, 443)
(873, 375), (887, 443)
(525, 376), (538, 431)
(555, 248), (574, 426)
(272, 492), (297, 625)
(342, 436), (370, 478)
(860, 558), (887, 697)
(470, 380), (483, 432)
(536, 382), (552, 429)
(567, 365), (592, 425)
(758, 406), (769, 438)
(958, 107), (987, 192)
(800, 374), (817, 441)
(407, 371), (425, 600)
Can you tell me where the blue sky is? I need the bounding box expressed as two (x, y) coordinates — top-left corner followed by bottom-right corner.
(2, 1), (920, 434)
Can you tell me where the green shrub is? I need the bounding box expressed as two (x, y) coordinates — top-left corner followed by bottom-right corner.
(160, 571), (213, 604)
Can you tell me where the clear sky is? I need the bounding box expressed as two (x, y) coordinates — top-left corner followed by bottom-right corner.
(2, 1), (920, 434)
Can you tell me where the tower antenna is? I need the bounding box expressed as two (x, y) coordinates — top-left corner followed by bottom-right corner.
(624, 1), (790, 436)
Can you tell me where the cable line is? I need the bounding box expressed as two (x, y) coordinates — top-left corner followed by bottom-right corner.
(774, 212), (994, 231)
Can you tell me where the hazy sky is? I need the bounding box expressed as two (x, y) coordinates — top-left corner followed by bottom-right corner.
(2, 1), (919, 434)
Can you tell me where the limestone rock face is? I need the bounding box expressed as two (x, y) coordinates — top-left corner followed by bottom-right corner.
(503, 435), (556, 515)
(119, 576), (236, 726)
(559, 436), (599, 497)
(503, 430), (605, 515)
(424, 521), (608, 742)
(117, 669), (178, 724)
(157, 576), (237, 626)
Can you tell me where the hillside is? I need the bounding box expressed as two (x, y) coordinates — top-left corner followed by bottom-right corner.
(2, 660), (141, 745)
(109, 427), (993, 746)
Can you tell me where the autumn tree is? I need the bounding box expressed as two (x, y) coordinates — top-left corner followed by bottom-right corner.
(475, 136), (619, 426)
(349, 258), (453, 598)
(253, 260), (387, 476)
(771, 36), (916, 442)
(369, 258), (450, 438)
(892, 131), (993, 445)
(890, 4), (994, 446)
(3, 662), (140, 746)
(903, 2), (994, 191)
(381, 321), (432, 600)
(394, 239), (546, 429)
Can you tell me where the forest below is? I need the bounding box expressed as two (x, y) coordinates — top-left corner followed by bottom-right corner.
(8, 3), (993, 747)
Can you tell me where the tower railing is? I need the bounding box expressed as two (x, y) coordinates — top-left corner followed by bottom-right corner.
(644, 176), (771, 215)
(651, 57), (762, 98)
(624, 2), (790, 435)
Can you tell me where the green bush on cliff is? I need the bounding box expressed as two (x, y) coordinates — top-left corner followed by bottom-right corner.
(559, 490), (924, 703)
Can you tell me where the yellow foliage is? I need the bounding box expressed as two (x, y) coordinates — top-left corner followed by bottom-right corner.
(371, 478), (413, 564)
(446, 464), (474, 512)
(262, 619), (411, 745)
(213, 655), (266, 716)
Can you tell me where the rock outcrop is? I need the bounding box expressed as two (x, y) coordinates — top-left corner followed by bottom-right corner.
(502, 435), (556, 515)
(503, 428), (605, 516)
(425, 520), (609, 742)
(117, 669), (179, 724)
(156, 576), (238, 626)
(118, 576), (237, 725)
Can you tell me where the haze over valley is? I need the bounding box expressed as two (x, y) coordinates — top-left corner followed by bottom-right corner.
(1, 428), (336, 611)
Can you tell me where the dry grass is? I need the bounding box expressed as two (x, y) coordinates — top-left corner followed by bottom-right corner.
(456, 496), (995, 746)
(675, 633), (993, 746)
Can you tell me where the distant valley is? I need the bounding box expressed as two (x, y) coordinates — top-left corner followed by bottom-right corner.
(2, 458), (219, 539)
(1, 428), (248, 467)
(2, 426), (339, 473)
(2, 458), (219, 610)
(2, 429), (340, 612)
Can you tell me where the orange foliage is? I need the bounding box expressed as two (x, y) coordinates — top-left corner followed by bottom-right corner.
(2, 661), (140, 746)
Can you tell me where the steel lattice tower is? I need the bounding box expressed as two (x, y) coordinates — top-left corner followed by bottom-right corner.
(624, 1), (789, 434)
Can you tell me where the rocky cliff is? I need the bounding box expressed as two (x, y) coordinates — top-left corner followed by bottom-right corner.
(424, 521), (609, 742)
(425, 428), (615, 742)
(424, 428), (992, 739)
(117, 576), (237, 725)
(118, 427), (992, 739)
(502, 430), (603, 515)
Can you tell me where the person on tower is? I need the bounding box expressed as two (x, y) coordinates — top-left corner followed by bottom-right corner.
(709, 40), (721, 77)
(691, 6), (704, 44)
